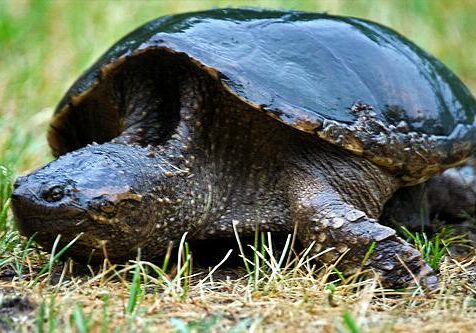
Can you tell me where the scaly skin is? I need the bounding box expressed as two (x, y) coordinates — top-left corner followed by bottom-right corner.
(12, 57), (437, 289)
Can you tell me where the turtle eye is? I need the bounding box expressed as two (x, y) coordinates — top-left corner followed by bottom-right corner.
(99, 201), (115, 214)
(42, 185), (65, 202)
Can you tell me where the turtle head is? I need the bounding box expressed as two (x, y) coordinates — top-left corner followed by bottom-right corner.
(11, 143), (191, 262)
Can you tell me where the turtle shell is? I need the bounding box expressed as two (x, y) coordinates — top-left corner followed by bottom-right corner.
(49, 8), (476, 184)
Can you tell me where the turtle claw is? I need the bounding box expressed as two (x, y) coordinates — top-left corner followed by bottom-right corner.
(371, 240), (439, 291)
(414, 264), (439, 292)
(420, 274), (440, 292)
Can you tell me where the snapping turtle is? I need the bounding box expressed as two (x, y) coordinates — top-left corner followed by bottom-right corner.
(11, 9), (476, 289)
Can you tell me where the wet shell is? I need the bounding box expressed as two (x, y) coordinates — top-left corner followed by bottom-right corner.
(49, 8), (476, 184)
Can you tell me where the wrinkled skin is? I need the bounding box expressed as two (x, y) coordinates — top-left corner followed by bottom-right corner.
(11, 60), (440, 289)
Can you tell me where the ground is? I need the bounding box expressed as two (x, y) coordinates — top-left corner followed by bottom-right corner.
(1, 1), (476, 332)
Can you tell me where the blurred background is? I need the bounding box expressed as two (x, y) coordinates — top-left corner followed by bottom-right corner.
(1, 0), (475, 175)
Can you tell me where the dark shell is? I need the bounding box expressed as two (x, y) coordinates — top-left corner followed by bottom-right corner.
(49, 8), (476, 184)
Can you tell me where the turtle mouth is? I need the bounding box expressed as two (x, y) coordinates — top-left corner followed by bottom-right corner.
(11, 213), (118, 263)
(11, 183), (89, 244)
(15, 217), (86, 246)
(13, 215), (136, 263)
(11, 192), (141, 262)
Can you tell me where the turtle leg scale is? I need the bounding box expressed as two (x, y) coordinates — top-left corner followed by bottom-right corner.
(292, 190), (438, 289)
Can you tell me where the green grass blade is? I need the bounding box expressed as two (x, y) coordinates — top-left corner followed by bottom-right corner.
(35, 300), (45, 333)
(29, 232), (84, 287)
(72, 304), (89, 333)
(342, 311), (361, 333)
(126, 262), (141, 315)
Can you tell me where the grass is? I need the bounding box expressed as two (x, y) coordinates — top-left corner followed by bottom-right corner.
(400, 226), (468, 271)
(1, 0), (476, 332)
(2, 229), (475, 332)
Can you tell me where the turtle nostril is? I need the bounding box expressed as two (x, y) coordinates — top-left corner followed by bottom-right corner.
(13, 176), (26, 189)
(42, 185), (65, 202)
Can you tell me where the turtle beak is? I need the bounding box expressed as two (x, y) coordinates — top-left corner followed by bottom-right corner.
(13, 175), (27, 189)
(11, 175), (86, 240)
(11, 176), (37, 220)
(11, 176), (50, 240)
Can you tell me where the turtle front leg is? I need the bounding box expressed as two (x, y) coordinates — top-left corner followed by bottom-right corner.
(291, 190), (438, 289)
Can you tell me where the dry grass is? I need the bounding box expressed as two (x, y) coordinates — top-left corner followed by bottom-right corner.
(1, 0), (476, 332)
(1, 235), (476, 332)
